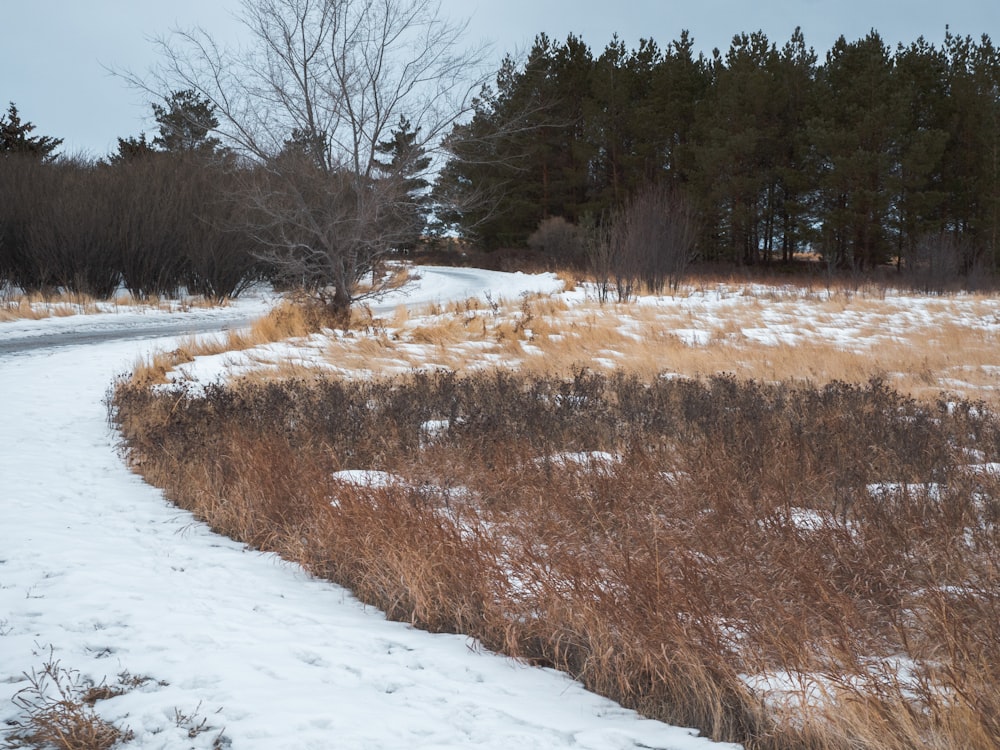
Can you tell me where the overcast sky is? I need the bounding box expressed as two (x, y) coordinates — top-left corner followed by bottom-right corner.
(3, 0), (998, 158)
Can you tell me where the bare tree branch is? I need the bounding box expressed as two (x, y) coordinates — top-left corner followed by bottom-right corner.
(119, 0), (492, 323)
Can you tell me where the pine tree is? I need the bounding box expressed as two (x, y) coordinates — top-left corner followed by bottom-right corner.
(589, 35), (636, 210)
(281, 128), (330, 170)
(435, 37), (578, 247)
(374, 117), (432, 250)
(691, 31), (782, 265)
(108, 133), (157, 164)
(812, 32), (898, 270)
(771, 28), (819, 263)
(892, 37), (950, 269)
(652, 31), (711, 184)
(942, 31), (1000, 271)
(151, 90), (222, 155)
(0, 103), (62, 160)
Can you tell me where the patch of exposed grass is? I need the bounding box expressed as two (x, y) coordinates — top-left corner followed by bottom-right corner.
(0, 291), (99, 322)
(126, 298), (330, 385)
(0, 289), (227, 323)
(275, 286), (1000, 408)
(5, 655), (135, 750)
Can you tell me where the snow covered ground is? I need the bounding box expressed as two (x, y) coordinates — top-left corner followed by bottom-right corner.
(0, 268), (731, 749)
(162, 273), (1000, 406)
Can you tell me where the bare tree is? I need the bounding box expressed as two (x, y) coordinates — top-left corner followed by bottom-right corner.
(131, 0), (490, 322)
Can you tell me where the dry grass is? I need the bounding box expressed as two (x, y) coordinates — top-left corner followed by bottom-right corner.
(0, 289), (226, 323)
(127, 298), (328, 385)
(6, 656), (134, 750)
(224, 286), (1000, 408)
(108, 278), (1000, 748)
(0, 291), (100, 321)
(134, 282), (1000, 407)
(111, 370), (1000, 750)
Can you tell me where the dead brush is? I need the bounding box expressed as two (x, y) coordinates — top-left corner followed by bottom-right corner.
(128, 348), (195, 386)
(110, 370), (1000, 749)
(125, 297), (332, 385)
(0, 297), (50, 321)
(0, 288), (234, 322)
(409, 315), (475, 347)
(6, 657), (133, 750)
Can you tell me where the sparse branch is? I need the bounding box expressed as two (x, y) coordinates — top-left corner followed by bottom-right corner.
(119, 0), (492, 323)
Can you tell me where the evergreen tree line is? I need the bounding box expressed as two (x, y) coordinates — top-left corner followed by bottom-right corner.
(5, 26), (999, 300)
(436, 27), (1000, 283)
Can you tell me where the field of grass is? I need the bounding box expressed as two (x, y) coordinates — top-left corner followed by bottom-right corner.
(111, 280), (1000, 749)
(148, 280), (1000, 409)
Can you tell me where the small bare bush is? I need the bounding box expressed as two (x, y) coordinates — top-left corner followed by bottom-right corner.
(527, 216), (585, 267)
(6, 657), (133, 750)
(609, 184), (698, 298)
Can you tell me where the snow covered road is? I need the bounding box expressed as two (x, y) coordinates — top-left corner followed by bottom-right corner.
(0, 270), (734, 749)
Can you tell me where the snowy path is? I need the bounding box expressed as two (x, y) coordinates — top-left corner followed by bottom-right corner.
(0, 273), (734, 749)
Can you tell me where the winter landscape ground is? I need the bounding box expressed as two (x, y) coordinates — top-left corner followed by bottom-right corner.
(4, 266), (1000, 749)
(2, 268), (735, 749)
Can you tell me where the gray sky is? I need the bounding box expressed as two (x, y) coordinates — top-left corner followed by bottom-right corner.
(3, 1), (998, 158)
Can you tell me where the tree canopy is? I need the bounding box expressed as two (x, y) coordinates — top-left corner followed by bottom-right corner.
(0, 103), (62, 161)
(435, 28), (1000, 276)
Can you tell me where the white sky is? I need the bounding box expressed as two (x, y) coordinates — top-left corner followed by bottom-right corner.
(2, 0), (998, 158)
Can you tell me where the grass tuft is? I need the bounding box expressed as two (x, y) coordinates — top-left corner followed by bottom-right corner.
(6, 655), (134, 750)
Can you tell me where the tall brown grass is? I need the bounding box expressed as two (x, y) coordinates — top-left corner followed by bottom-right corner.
(0, 291), (100, 321)
(111, 370), (1000, 749)
(127, 298), (327, 385)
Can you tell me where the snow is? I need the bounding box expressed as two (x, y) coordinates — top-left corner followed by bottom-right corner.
(331, 469), (403, 488)
(0, 289), (278, 346)
(151, 277), (1000, 399)
(0, 267), (730, 749)
(539, 452), (622, 470)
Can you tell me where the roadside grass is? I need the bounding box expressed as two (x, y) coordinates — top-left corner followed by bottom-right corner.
(127, 298), (329, 385)
(0, 291), (101, 321)
(110, 369), (1000, 750)
(0, 288), (228, 323)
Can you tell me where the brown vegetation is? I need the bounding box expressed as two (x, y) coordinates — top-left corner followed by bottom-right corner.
(0, 289), (224, 323)
(111, 370), (1000, 749)
(127, 297), (332, 385)
(186, 287), (1000, 411)
(6, 656), (136, 750)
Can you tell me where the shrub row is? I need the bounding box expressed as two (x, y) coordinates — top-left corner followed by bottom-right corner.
(0, 154), (262, 299)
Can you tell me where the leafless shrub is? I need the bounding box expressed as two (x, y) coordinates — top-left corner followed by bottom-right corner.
(130, 0), (492, 321)
(6, 656), (133, 750)
(610, 184), (699, 298)
(16, 159), (122, 297)
(0, 155), (67, 292)
(0, 152), (259, 301)
(581, 213), (615, 302)
(527, 216), (585, 267)
(903, 232), (964, 293)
